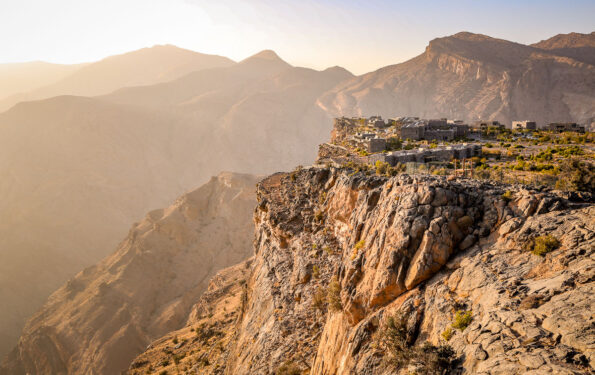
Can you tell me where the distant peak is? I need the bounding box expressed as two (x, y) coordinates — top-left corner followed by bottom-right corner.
(249, 50), (283, 61)
(323, 66), (354, 77)
(239, 50), (291, 67)
(426, 31), (516, 54)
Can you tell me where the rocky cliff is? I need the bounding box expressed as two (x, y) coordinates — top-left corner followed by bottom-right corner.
(126, 167), (594, 375)
(0, 172), (260, 375)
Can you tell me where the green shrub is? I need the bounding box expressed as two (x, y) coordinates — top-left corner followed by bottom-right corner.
(354, 240), (365, 250)
(318, 191), (327, 204)
(501, 190), (514, 202)
(312, 265), (320, 279)
(452, 310), (472, 331)
(351, 239), (366, 260)
(531, 235), (560, 256)
(441, 327), (454, 341)
(327, 276), (342, 311)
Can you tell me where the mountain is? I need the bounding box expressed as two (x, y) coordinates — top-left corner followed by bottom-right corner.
(0, 61), (85, 100)
(2, 31), (595, 365)
(0, 172), (259, 375)
(0, 51), (353, 359)
(0, 45), (235, 112)
(101, 51), (353, 174)
(319, 31), (595, 127)
(532, 31), (595, 65)
(124, 167), (595, 374)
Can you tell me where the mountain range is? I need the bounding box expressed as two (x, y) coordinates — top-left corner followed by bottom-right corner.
(0, 45), (234, 112)
(0, 31), (593, 363)
(319, 32), (595, 126)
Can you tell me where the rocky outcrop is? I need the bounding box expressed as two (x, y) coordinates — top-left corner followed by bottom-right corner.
(0, 172), (260, 375)
(126, 167), (594, 374)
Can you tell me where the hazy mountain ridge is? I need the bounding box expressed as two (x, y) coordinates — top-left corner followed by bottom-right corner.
(0, 172), (259, 375)
(0, 50), (352, 359)
(0, 45), (235, 112)
(0, 61), (85, 101)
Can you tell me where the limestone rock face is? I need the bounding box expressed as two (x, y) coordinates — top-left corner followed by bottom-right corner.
(125, 167), (594, 375)
(0, 172), (260, 375)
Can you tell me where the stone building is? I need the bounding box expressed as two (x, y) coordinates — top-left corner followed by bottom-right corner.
(545, 122), (585, 133)
(351, 133), (387, 153)
(473, 120), (505, 131)
(401, 121), (426, 140)
(368, 144), (482, 166)
(401, 119), (469, 141)
(367, 116), (386, 129)
(512, 120), (537, 130)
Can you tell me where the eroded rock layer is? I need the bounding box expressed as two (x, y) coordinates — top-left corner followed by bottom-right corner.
(128, 168), (594, 375)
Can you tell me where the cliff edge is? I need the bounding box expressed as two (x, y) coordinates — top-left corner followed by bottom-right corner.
(127, 167), (594, 374)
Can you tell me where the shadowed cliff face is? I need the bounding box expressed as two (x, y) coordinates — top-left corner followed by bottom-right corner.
(0, 172), (260, 375)
(126, 168), (593, 375)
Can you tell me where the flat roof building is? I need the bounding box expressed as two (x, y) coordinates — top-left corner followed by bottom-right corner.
(545, 122), (585, 133)
(512, 120), (537, 130)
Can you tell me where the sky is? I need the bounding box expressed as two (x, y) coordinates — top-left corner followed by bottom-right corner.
(1, 0), (594, 74)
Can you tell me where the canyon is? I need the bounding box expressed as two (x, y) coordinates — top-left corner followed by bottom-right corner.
(0, 172), (259, 375)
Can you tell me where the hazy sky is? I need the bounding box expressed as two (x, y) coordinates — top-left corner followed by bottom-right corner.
(2, 0), (594, 74)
